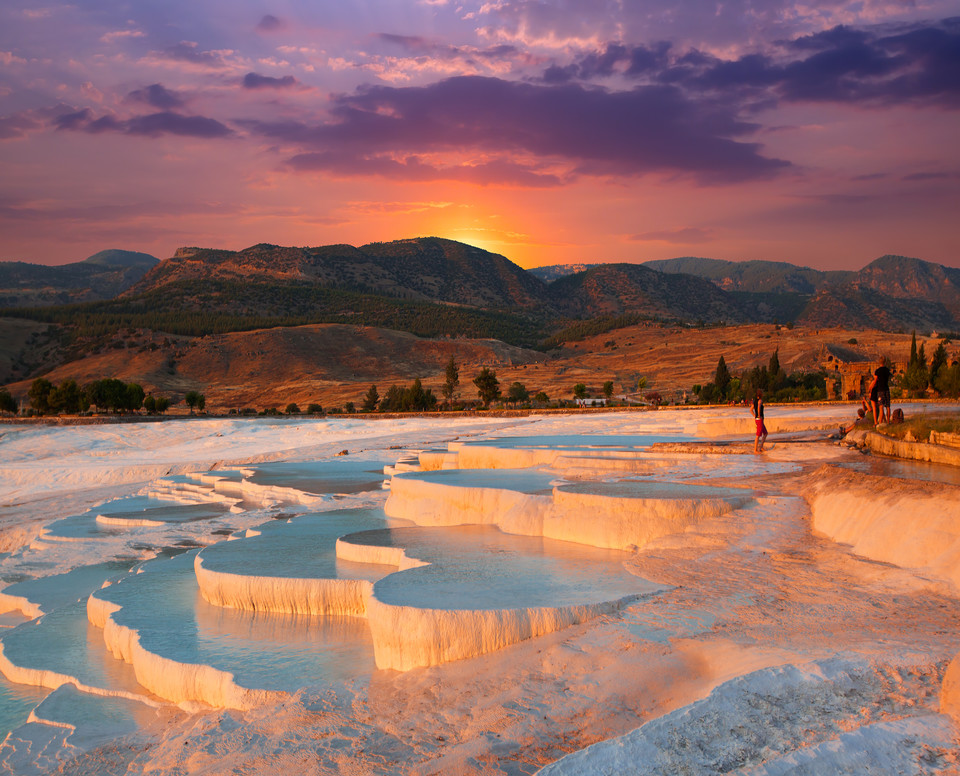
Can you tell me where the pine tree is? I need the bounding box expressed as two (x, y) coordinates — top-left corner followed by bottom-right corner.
(442, 356), (459, 403)
(715, 356), (731, 397)
(473, 368), (500, 407)
(362, 384), (380, 412)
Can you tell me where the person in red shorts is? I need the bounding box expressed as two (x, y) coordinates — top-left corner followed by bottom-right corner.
(752, 389), (768, 453)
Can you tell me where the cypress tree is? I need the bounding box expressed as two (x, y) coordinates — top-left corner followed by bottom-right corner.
(715, 356), (731, 396)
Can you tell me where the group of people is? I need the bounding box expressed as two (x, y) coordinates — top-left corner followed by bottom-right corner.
(751, 357), (897, 452)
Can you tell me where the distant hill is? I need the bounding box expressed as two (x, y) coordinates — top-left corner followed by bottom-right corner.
(646, 253), (960, 332)
(527, 263), (601, 282)
(547, 263), (746, 322)
(5, 240), (960, 389)
(133, 238), (548, 311)
(0, 249), (158, 308)
(644, 256), (853, 294)
(797, 255), (960, 331)
(82, 249), (159, 268)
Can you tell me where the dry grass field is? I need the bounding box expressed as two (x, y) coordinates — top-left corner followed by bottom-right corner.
(5, 319), (951, 413)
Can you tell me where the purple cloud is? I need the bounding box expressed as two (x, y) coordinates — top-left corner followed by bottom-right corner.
(243, 72), (298, 90)
(0, 112), (42, 140)
(244, 75), (788, 184)
(127, 83), (185, 110)
(256, 15), (285, 32)
(286, 152), (563, 187)
(54, 109), (232, 138)
(158, 42), (227, 69)
(657, 21), (960, 107)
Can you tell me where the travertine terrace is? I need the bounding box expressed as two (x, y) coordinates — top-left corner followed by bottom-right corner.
(0, 406), (958, 774)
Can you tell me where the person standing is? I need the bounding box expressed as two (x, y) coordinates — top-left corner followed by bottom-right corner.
(752, 389), (768, 453)
(870, 356), (892, 424)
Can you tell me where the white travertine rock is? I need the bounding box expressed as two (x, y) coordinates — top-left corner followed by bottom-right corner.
(365, 594), (635, 671)
(808, 467), (960, 589)
(334, 536), (428, 571)
(385, 474), (545, 528)
(194, 554), (373, 617)
(386, 473), (753, 551)
(545, 487), (751, 550)
(87, 590), (285, 710)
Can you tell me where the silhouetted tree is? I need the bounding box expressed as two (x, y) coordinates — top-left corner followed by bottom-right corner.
(379, 385), (404, 412)
(507, 382), (529, 406)
(28, 378), (54, 415)
(603, 381), (614, 400)
(362, 384), (380, 412)
(124, 382), (145, 412)
(50, 379), (84, 414)
(934, 362), (960, 398)
(0, 389), (17, 414)
(715, 356), (731, 397)
(473, 368), (500, 407)
(143, 395), (157, 413)
(286, 403), (300, 414)
(573, 383), (587, 403)
(185, 390), (201, 413)
(442, 356), (460, 403)
(930, 341), (948, 391)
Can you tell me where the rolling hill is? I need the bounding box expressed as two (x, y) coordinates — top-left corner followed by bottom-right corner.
(0, 249), (159, 308)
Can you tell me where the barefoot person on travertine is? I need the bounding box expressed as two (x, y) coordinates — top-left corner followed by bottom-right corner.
(752, 389), (768, 453)
(869, 356), (892, 425)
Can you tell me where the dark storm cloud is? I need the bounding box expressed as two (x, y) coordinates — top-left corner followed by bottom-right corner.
(243, 75), (788, 183)
(541, 42), (671, 82)
(54, 109), (232, 138)
(545, 21), (959, 108)
(243, 72), (298, 90)
(126, 83), (185, 110)
(256, 15), (286, 32)
(376, 33), (523, 65)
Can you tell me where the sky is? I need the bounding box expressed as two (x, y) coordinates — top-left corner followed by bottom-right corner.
(1, 1), (958, 270)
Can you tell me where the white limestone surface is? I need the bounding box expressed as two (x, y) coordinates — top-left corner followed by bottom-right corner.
(193, 508), (401, 616)
(807, 465), (960, 590)
(537, 657), (958, 776)
(1, 408), (959, 775)
(342, 524), (665, 670)
(386, 469), (755, 551)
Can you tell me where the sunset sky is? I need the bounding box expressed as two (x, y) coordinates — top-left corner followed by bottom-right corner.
(1, 1), (958, 269)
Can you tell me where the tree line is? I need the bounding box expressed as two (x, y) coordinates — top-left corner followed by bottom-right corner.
(692, 349), (828, 404)
(0, 378), (204, 416)
(902, 332), (960, 398)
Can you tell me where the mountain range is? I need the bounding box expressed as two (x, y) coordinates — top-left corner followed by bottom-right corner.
(0, 250), (159, 308)
(1, 241), (958, 367)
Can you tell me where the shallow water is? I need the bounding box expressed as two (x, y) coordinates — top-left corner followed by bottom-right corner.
(348, 525), (661, 610)
(198, 508), (398, 582)
(95, 552), (377, 692)
(837, 455), (960, 487)
(246, 458), (391, 495)
(394, 468), (560, 493)
(557, 480), (754, 500)
(0, 677), (47, 744)
(462, 434), (688, 450)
